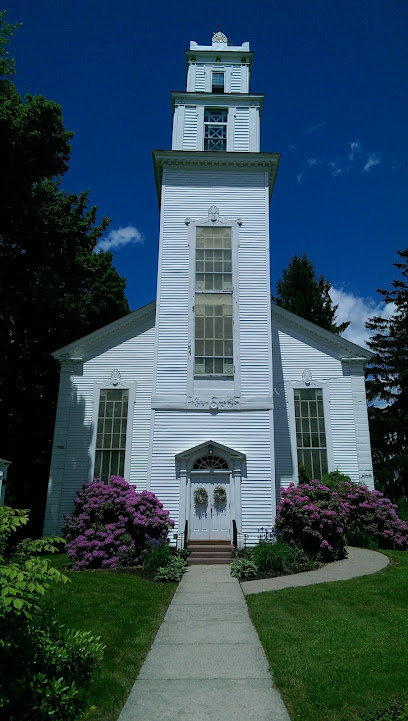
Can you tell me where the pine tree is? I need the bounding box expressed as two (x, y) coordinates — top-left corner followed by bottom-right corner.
(273, 253), (349, 334)
(366, 248), (408, 500)
(0, 14), (130, 532)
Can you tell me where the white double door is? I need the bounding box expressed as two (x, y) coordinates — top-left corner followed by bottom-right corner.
(190, 475), (231, 540)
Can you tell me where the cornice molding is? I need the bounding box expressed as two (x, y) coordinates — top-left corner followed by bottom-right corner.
(152, 149), (280, 203)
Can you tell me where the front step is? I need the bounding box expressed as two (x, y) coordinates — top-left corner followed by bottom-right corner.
(187, 539), (233, 565)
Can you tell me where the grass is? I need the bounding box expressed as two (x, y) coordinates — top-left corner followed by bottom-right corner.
(247, 550), (408, 721)
(42, 554), (176, 721)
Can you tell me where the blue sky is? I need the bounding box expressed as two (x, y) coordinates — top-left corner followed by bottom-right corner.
(3, 0), (407, 346)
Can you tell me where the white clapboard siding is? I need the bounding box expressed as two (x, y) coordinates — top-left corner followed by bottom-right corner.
(154, 168), (272, 398)
(194, 66), (206, 92)
(43, 315), (155, 534)
(230, 66), (242, 93)
(272, 311), (371, 487)
(149, 409), (275, 544)
(233, 107), (250, 151)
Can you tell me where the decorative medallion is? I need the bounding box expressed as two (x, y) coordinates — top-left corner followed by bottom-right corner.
(213, 485), (227, 504)
(208, 205), (219, 223)
(194, 487), (208, 504)
(110, 369), (121, 386)
(302, 368), (312, 386)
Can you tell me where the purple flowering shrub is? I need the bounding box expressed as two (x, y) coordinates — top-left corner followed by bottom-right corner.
(341, 481), (408, 550)
(275, 477), (408, 561)
(275, 480), (349, 562)
(62, 477), (174, 570)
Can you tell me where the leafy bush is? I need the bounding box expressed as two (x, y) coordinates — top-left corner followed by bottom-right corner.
(252, 540), (314, 575)
(62, 476), (174, 570)
(154, 555), (187, 582)
(142, 542), (171, 573)
(230, 558), (258, 579)
(0, 507), (103, 721)
(341, 481), (408, 550)
(275, 479), (349, 562)
(362, 699), (408, 721)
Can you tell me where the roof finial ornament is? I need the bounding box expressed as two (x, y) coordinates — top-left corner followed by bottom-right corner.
(212, 25), (228, 45)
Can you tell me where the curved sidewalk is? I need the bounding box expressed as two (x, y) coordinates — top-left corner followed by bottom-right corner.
(241, 546), (389, 595)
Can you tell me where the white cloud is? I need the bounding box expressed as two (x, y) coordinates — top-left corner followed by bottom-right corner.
(348, 140), (362, 162)
(296, 172), (303, 184)
(307, 157), (317, 167)
(306, 121), (327, 134)
(363, 154), (381, 172)
(288, 144), (296, 150)
(96, 225), (144, 252)
(329, 287), (396, 348)
(328, 161), (342, 177)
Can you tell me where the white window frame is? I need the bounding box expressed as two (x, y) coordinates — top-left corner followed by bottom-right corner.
(185, 211), (241, 399)
(203, 108), (228, 151)
(90, 381), (135, 483)
(287, 379), (333, 484)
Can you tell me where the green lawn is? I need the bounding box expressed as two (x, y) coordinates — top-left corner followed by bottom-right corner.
(247, 551), (408, 721)
(43, 555), (176, 721)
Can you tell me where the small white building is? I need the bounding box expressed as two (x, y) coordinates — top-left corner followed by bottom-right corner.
(43, 33), (373, 543)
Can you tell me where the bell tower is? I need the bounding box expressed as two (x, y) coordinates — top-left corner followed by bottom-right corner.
(150, 33), (280, 544)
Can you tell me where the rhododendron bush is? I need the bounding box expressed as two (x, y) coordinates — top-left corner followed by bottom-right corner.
(275, 480), (349, 562)
(62, 477), (174, 570)
(275, 477), (408, 562)
(342, 481), (408, 550)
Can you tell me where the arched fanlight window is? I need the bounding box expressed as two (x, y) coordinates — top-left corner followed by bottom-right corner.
(192, 455), (229, 470)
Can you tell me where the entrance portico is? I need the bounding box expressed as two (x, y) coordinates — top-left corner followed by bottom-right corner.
(176, 440), (246, 543)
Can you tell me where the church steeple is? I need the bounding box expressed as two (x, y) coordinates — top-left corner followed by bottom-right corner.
(171, 34), (261, 152)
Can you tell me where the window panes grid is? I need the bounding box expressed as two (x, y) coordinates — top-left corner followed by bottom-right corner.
(95, 389), (128, 483)
(194, 226), (233, 377)
(294, 388), (328, 479)
(196, 226), (232, 291)
(212, 72), (224, 93)
(204, 108), (227, 151)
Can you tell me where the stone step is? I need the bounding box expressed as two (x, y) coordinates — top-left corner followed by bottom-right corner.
(188, 544), (233, 552)
(188, 539), (231, 546)
(188, 556), (231, 565)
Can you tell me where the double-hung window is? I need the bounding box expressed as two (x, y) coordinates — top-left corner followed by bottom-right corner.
(194, 226), (233, 377)
(204, 109), (227, 151)
(95, 389), (129, 482)
(294, 388), (328, 479)
(212, 71), (224, 93)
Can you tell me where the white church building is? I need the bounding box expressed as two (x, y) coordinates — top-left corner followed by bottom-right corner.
(43, 32), (373, 544)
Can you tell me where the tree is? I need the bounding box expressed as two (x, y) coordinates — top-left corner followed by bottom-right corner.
(273, 253), (349, 334)
(366, 248), (408, 500)
(0, 14), (130, 533)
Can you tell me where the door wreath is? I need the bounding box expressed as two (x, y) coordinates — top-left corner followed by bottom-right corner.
(194, 487), (208, 504)
(213, 485), (227, 504)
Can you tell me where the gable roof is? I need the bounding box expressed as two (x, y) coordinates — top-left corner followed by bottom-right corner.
(271, 303), (372, 361)
(53, 301), (156, 360)
(52, 298), (371, 364)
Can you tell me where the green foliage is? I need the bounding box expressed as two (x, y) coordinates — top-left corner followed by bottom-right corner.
(320, 469), (357, 492)
(0, 14), (130, 530)
(252, 540), (314, 575)
(273, 253), (349, 334)
(298, 464), (312, 484)
(366, 248), (408, 501)
(0, 509), (103, 720)
(142, 543), (171, 573)
(154, 556), (187, 582)
(230, 557), (258, 579)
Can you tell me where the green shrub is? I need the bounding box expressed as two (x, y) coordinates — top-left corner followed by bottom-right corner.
(231, 547), (251, 559)
(154, 555), (187, 582)
(0, 508), (104, 720)
(362, 699), (408, 721)
(230, 558), (258, 579)
(252, 540), (314, 575)
(142, 543), (171, 573)
(345, 528), (379, 550)
(320, 469), (357, 492)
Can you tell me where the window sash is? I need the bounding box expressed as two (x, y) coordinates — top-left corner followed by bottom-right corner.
(95, 389), (129, 482)
(294, 388), (328, 479)
(194, 226), (233, 377)
(204, 109), (227, 151)
(212, 72), (224, 93)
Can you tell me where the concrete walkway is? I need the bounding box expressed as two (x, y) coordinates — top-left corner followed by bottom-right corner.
(241, 546), (389, 595)
(117, 564), (291, 721)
